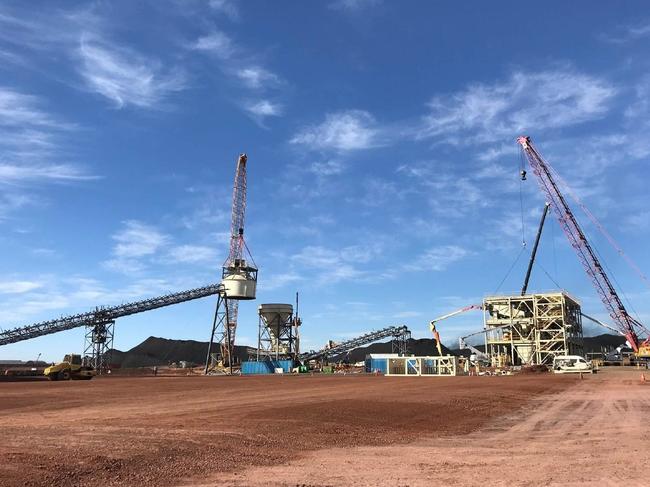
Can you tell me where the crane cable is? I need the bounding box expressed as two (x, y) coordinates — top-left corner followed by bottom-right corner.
(545, 159), (650, 290)
(494, 245), (527, 294)
(518, 150), (527, 247)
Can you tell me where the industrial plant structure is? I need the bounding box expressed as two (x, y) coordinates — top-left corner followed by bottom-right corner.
(483, 292), (584, 366)
(257, 303), (300, 361)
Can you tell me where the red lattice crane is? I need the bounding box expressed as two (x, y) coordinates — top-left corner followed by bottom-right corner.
(517, 136), (646, 352)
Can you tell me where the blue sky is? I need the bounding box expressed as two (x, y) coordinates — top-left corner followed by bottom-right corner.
(1, 0), (649, 361)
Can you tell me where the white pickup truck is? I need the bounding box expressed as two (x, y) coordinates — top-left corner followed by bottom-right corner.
(552, 355), (594, 374)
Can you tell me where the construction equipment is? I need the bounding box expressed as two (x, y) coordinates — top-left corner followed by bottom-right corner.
(429, 305), (482, 356)
(517, 136), (650, 356)
(521, 203), (550, 295)
(299, 325), (410, 362)
(44, 354), (95, 381)
(458, 334), (490, 363)
(0, 284), (223, 373)
(205, 154), (258, 373)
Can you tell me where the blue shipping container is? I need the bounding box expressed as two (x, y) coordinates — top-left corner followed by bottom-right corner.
(241, 361), (271, 374)
(273, 360), (293, 373)
(365, 358), (388, 374)
(241, 360), (295, 375)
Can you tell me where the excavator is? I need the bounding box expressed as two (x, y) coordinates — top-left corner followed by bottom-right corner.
(44, 354), (95, 381)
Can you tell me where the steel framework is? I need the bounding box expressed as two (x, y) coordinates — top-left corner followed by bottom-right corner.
(385, 356), (459, 376)
(517, 136), (644, 350)
(83, 320), (114, 373)
(257, 308), (299, 361)
(0, 284), (222, 372)
(483, 292), (584, 366)
(299, 325), (411, 362)
(204, 292), (232, 373)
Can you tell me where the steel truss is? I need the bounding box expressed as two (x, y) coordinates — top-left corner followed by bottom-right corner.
(300, 325), (411, 362)
(204, 292), (234, 373)
(83, 320), (114, 374)
(483, 292), (583, 366)
(0, 285), (223, 374)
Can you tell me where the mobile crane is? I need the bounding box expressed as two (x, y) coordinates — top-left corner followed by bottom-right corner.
(517, 136), (650, 359)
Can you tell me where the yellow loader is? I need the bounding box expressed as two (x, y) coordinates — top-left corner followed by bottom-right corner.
(44, 354), (95, 381)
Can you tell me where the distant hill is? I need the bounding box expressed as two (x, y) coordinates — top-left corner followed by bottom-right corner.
(583, 334), (626, 353)
(107, 336), (254, 368)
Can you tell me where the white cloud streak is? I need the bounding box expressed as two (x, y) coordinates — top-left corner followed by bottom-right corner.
(291, 110), (381, 151)
(112, 221), (169, 258)
(0, 280), (43, 294)
(407, 245), (470, 271)
(192, 30), (235, 59)
(244, 99), (283, 118)
(78, 36), (186, 109)
(236, 66), (280, 89)
(417, 69), (617, 144)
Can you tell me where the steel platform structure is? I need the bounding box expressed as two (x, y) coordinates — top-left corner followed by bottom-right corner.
(483, 292), (584, 366)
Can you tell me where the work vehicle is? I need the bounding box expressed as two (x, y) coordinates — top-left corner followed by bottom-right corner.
(44, 354), (95, 381)
(552, 355), (594, 374)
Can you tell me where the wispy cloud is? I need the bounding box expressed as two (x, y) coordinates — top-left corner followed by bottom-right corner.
(406, 245), (471, 271)
(0, 87), (97, 218)
(112, 221), (169, 258)
(208, 0), (240, 20)
(291, 110), (382, 151)
(602, 21), (650, 44)
(79, 36), (186, 109)
(192, 30), (235, 59)
(259, 272), (303, 291)
(167, 244), (218, 264)
(0, 280), (43, 294)
(191, 29), (285, 123)
(244, 99), (283, 119)
(104, 221), (169, 274)
(416, 69), (616, 144)
(329, 0), (382, 12)
(0, 164), (98, 185)
(310, 160), (345, 176)
(236, 66), (280, 89)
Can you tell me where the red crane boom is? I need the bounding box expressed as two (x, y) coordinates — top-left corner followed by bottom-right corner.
(517, 136), (644, 351)
(223, 154), (248, 344)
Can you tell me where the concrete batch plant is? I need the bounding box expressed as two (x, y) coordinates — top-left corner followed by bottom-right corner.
(257, 303), (300, 361)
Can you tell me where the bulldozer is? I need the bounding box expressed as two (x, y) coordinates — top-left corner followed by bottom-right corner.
(44, 354), (95, 381)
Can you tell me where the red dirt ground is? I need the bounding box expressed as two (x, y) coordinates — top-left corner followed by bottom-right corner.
(0, 373), (576, 486)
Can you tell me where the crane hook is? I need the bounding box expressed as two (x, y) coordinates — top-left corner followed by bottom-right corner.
(520, 169), (527, 181)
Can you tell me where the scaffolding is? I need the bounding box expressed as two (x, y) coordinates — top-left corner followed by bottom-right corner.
(483, 292), (583, 366)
